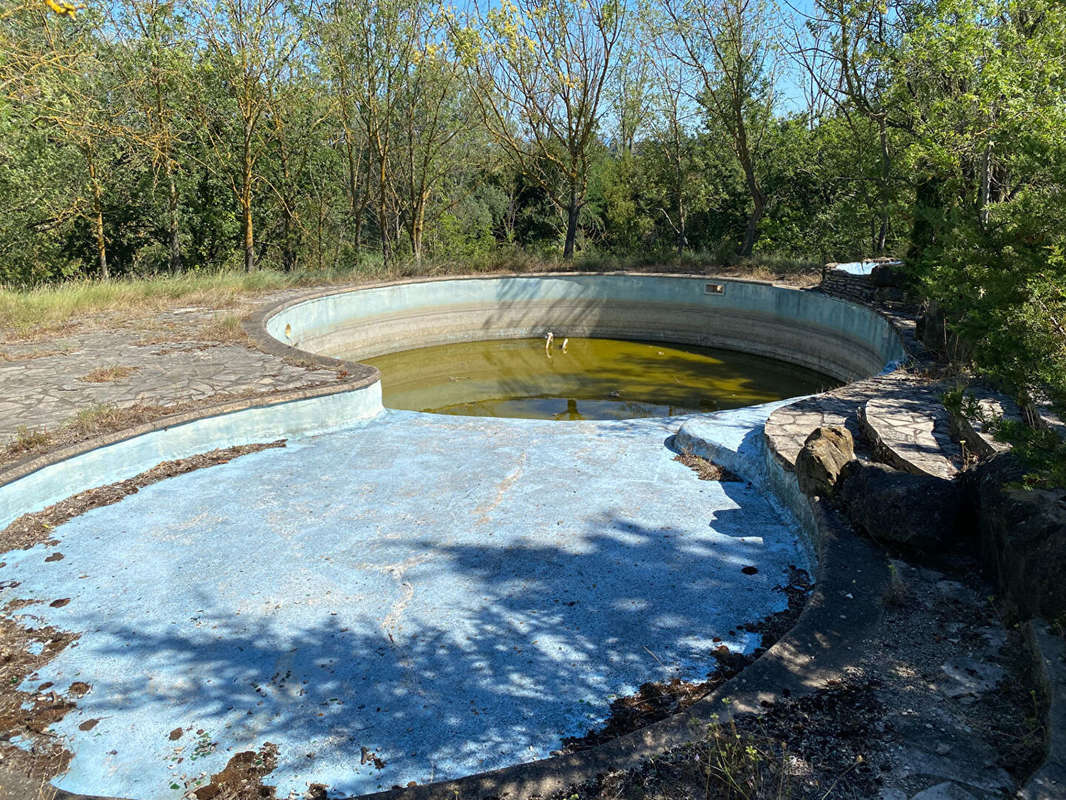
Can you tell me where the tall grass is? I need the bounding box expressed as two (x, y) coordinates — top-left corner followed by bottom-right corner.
(0, 248), (820, 336)
(0, 269), (346, 334)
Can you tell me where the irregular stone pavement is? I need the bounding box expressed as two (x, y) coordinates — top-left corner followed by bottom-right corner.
(764, 374), (888, 466)
(0, 294), (334, 447)
(765, 372), (964, 480)
(861, 377), (964, 480)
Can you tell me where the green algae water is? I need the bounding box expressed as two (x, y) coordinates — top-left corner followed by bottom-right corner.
(362, 337), (839, 420)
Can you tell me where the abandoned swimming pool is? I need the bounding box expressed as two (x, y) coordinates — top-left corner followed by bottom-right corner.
(0, 274), (905, 799)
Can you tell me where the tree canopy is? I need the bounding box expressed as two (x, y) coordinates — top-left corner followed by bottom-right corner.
(1, 0), (1063, 410)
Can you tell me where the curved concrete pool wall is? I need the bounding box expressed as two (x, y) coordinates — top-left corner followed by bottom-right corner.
(0, 383), (383, 531)
(268, 274), (905, 383)
(2, 273), (906, 546)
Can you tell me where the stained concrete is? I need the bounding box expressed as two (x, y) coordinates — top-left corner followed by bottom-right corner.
(0, 380), (383, 530)
(2, 405), (808, 800)
(267, 274), (905, 384)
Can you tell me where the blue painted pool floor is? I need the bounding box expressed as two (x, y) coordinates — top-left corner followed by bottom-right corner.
(2, 407), (809, 799)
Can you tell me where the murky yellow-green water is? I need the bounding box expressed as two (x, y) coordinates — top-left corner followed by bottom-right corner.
(360, 337), (838, 420)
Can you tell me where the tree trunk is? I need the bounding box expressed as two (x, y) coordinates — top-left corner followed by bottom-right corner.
(739, 191), (765, 258)
(344, 131), (365, 252)
(875, 215), (888, 255)
(735, 123), (764, 258)
(281, 212), (297, 272)
(908, 176), (942, 263)
(676, 193), (687, 254)
(274, 119), (298, 271)
(166, 163), (182, 273)
(563, 187), (580, 260)
(155, 81), (182, 273)
(409, 193), (427, 264)
(243, 196), (254, 273)
(979, 140), (993, 228)
(375, 142), (391, 267)
(242, 130), (255, 272)
(875, 117), (890, 254)
(673, 147), (687, 254)
(86, 148), (108, 279)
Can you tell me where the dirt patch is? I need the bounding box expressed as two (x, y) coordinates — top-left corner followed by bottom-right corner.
(865, 558), (1046, 793)
(0, 349), (70, 362)
(562, 567), (812, 753)
(198, 313), (257, 347)
(738, 566), (814, 647)
(673, 452), (740, 482)
(78, 364), (139, 383)
(188, 743), (280, 800)
(0, 608), (77, 798)
(553, 555), (1042, 799)
(1, 440), (286, 552)
(553, 681), (885, 800)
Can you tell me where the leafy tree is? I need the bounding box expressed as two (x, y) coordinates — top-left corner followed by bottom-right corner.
(660, 0), (780, 256)
(457, 0), (625, 259)
(195, 0), (303, 272)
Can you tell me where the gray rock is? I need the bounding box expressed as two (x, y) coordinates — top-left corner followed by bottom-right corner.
(969, 453), (1066, 617)
(938, 657), (1005, 698)
(934, 579), (977, 604)
(909, 782), (977, 800)
(835, 460), (962, 553)
(794, 425), (855, 497)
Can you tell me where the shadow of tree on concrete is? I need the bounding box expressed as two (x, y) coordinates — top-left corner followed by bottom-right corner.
(53, 487), (797, 798)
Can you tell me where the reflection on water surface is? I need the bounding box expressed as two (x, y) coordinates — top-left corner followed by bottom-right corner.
(360, 337), (838, 420)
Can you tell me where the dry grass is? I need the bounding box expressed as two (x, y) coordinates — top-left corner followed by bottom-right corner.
(198, 313), (254, 346)
(0, 403), (186, 466)
(0, 254), (821, 340)
(0, 348), (69, 362)
(564, 718), (795, 800)
(64, 403), (165, 438)
(7, 425), (53, 456)
(78, 365), (138, 383)
(0, 271), (308, 339)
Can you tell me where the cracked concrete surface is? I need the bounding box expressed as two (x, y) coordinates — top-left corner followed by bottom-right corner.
(2, 406), (810, 799)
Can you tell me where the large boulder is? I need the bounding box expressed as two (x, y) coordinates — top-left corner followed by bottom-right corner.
(794, 426), (855, 497)
(969, 453), (1066, 618)
(835, 460), (962, 553)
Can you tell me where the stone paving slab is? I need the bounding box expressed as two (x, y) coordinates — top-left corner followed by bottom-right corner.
(766, 371), (966, 486)
(951, 386), (1022, 459)
(764, 375), (889, 468)
(862, 378), (964, 480)
(0, 300), (334, 446)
